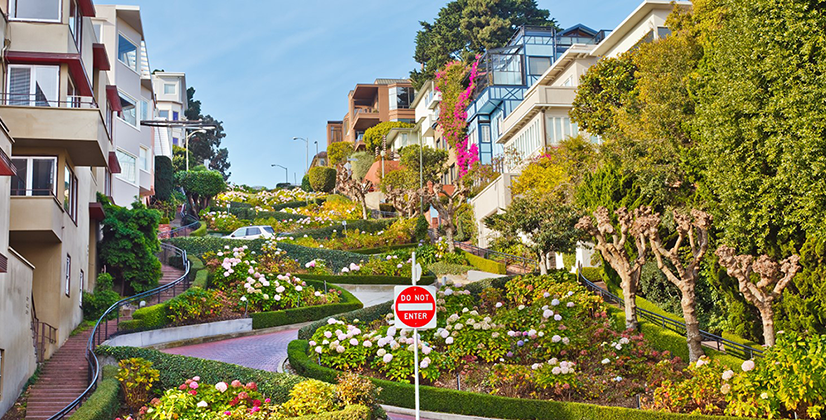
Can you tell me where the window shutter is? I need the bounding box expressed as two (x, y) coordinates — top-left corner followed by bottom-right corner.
(9, 67), (31, 105)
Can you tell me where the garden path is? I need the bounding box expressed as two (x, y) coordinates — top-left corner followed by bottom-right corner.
(162, 328), (297, 372)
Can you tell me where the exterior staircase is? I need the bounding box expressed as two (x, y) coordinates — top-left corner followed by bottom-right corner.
(24, 263), (185, 419)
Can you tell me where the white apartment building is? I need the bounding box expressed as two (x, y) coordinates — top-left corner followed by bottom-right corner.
(471, 0), (690, 265)
(94, 5), (155, 206)
(152, 71), (188, 158)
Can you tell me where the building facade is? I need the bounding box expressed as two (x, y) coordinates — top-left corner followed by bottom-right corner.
(152, 71), (187, 157)
(338, 78), (415, 146)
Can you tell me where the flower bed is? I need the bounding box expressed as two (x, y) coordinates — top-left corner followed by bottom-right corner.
(282, 218), (417, 251)
(298, 273), (436, 285)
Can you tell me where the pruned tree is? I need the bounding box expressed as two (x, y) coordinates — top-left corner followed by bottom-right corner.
(423, 179), (469, 252)
(576, 206), (649, 330)
(384, 183), (423, 218)
(715, 246), (801, 346)
(638, 209), (712, 361)
(335, 164), (372, 220)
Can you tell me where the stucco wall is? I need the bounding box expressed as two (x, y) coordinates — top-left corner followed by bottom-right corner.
(0, 251), (37, 418)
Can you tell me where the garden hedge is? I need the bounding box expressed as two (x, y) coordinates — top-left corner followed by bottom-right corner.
(271, 197), (327, 211)
(427, 261), (475, 275)
(298, 273), (435, 285)
(96, 346), (302, 404)
(67, 365), (119, 420)
(164, 237), (365, 271)
(299, 301), (393, 340)
(190, 222), (208, 237)
(348, 243), (418, 255)
(293, 405), (370, 420)
(251, 280), (363, 329)
(286, 218), (396, 240)
(462, 251), (507, 274)
(288, 340), (746, 420)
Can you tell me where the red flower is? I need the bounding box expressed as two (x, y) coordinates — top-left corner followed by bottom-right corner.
(189, 389), (197, 396)
(253, 399), (262, 407)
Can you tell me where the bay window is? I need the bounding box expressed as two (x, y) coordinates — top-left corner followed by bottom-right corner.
(10, 0), (60, 21)
(117, 34), (139, 73)
(116, 149), (137, 184)
(139, 146), (150, 171)
(7, 65), (59, 107)
(11, 157), (57, 196)
(119, 93), (137, 126)
(64, 166), (78, 220)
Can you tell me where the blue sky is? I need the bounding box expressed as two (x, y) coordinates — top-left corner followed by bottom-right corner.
(121, 0), (641, 187)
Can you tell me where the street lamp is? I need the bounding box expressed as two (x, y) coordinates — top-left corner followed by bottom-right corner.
(314, 140), (319, 158)
(292, 137), (309, 175)
(184, 126), (216, 171)
(271, 164), (288, 185)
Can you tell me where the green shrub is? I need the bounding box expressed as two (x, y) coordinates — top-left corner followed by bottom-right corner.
(288, 340), (743, 420)
(82, 273), (121, 321)
(309, 167), (337, 193)
(99, 194), (162, 293)
(95, 346), (302, 404)
(414, 215), (430, 241)
(271, 197), (328, 211)
(562, 253), (576, 271)
(153, 156), (174, 202)
(427, 261), (475, 275)
(191, 269), (209, 288)
(299, 301), (392, 340)
(252, 281), (362, 329)
(289, 219), (396, 240)
(302, 174), (312, 192)
(462, 251), (507, 274)
(128, 302), (169, 330)
(68, 365), (119, 420)
(292, 405), (371, 420)
(189, 222), (207, 237)
(298, 273), (435, 285)
(348, 244), (418, 255)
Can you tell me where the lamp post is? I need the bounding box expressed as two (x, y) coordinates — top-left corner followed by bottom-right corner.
(271, 164), (288, 185)
(314, 140), (319, 157)
(184, 126), (216, 171)
(292, 137), (309, 175)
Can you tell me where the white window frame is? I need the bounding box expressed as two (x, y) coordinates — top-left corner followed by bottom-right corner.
(163, 83), (176, 95)
(79, 270), (84, 307)
(140, 99), (149, 123)
(139, 146), (150, 172)
(115, 148), (137, 185)
(11, 156), (58, 196)
(158, 110), (169, 120)
(117, 91), (139, 129)
(9, 0), (62, 22)
(117, 33), (140, 74)
(65, 254), (71, 297)
(6, 64), (60, 107)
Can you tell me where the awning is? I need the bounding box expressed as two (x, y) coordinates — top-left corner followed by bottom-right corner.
(89, 202), (106, 221)
(108, 151), (121, 174)
(77, 0), (95, 17)
(7, 51), (93, 96)
(0, 147), (15, 176)
(93, 43), (110, 71)
(106, 86), (122, 112)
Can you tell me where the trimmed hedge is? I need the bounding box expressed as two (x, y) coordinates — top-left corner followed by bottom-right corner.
(293, 405), (370, 420)
(298, 273), (435, 285)
(299, 301), (392, 340)
(192, 269), (209, 288)
(271, 197), (327, 211)
(68, 365), (119, 420)
(349, 243), (418, 255)
(164, 237), (365, 271)
(286, 218), (397, 240)
(461, 251), (507, 274)
(288, 340), (746, 420)
(190, 222), (207, 237)
(251, 281), (363, 329)
(428, 261), (475, 275)
(96, 346), (302, 404)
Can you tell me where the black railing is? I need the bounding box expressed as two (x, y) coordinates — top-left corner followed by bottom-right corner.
(577, 268), (763, 360)
(453, 241), (537, 271)
(48, 243), (191, 419)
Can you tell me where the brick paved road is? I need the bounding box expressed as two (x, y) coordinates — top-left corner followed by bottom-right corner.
(162, 329), (298, 372)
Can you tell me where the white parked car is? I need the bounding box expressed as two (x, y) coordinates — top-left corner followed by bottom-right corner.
(224, 225), (275, 239)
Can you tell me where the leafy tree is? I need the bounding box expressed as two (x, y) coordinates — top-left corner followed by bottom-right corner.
(81, 272), (120, 321)
(484, 195), (582, 274)
(775, 237), (826, 336)
(411, 0), (557, 88)
(362, 122), (414, 153)
(423, 178), (470, 252)
(348, 151), (374, 180)
(185, 88), (231, 180)
(301, 174), (312, 192)
(399, 144), (449, 185)
(153, 156), (174, 202)
(308, 167), (336, 193)
(99, 194), (162, 294)
(171, 145), (193, 173)
(328, 142), (354, 166)
(175, 167), (227, 214)
(336, 164), (372, 220)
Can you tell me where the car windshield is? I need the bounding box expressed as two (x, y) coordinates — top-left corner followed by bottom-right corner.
(263, 226), (275, 234)
(232, 228), (245, 236)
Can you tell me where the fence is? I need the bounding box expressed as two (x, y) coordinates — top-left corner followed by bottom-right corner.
(48, 243), (191, 419)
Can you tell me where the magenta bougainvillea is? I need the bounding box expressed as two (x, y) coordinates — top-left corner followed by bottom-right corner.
(435, 59), (480, 177)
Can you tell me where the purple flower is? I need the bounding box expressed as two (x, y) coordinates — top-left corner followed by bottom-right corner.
(517, 340), (524, 347)
(506, 351), (513, 357)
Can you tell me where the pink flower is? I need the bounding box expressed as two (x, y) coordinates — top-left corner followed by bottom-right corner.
(224, 412), (231, 416)
(190, 382), (199, 389)
(231, 380), (242, 388)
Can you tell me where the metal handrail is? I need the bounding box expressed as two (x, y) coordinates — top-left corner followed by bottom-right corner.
(1, 93), (98, 109)
(47, 242), (191, 419)
(158, 220), (200, 239)
(577, 269), (763, 360)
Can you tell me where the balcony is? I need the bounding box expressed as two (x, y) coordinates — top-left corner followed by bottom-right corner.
(9, 192), (64, 243)
(352, 108), (380, 131)
(0, 94), (109, 167)
(498, 86), (576, 142)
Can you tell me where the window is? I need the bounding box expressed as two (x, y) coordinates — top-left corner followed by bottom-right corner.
(0, 348), (4, 398)
(7, 65), (59, 107)
(561, 75), (574, 87)
(545, 115), (579, 146)
(79, 270), (84, 307)
(93, 23), (102, 42)
(263, 226), (275, 235)
(172, 137), (179, 146)
(246, 227), (261, 236)
(104, 168), (112, 196)
(65, 255), (71, 297)
(390, 86), (415, 110)
(139, 147), (150, 171)
(9, 0), (60, 21)
(528, 57), (551, 76)
(164, 83), (176, 94)
(116, 149), (137, 184)
(158, 110), (169, 119)
(118, 93), (137, 126)
(140, 100), (149, 122)
(11, 157), (57, 196)
(68, 0), (81, 49)
(172, 111), (179, 121)
(63, 166), (78, 220)
(657, 26), (672, 39)
(117, 34), (139, 73)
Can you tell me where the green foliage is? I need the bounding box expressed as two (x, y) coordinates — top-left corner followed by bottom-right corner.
(127, 302), (169, 330)
(166, 287), (223, 324)
(289, 218), (395, 240)
(184, 88), (230, 179)
(462, 251), (506, 274)
(189, 221), (207, 237)
(176, 169), (227, 214)
(570, 54), (637, 137)
(282, 379), (336, 417)
(99, 195), (162, 293)
(67, 366), (119, 420)
(116, 357), (160, 410)
(298, 273), (435, 285)
(328, 142), (355, 166)
(427, 261), (475, 275)
(293, 405), (371, 420)
(348, 152), (374, 180)
(414, 215), (430, 241)
(309, 167), (337, 193)
(398, 145), (449, 185)
(96, 346), (303, 404)
(348, 243), (417, 255)
(410, 0), (557, 89)
(82, 272), (121, 321)
(302, 174), (312, 192)
(299, 301), (393, 340)
(191, 268), (209, 289)
(362, 121), (414, 153)
(154, 156), (174, 202)
(172, 145), (193, 173)
(251, 282), (363, 329)
(776, 236), (826, 335)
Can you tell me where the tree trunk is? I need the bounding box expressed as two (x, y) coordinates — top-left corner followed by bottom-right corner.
(680, 286), (705, 362)
(620, 271), (639, 331)
(360, 198), (368, 220)
(757, 305), (776, 347)
(446, 225), (455, 252)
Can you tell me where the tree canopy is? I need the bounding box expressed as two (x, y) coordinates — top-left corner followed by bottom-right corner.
(175, 167), (227, 213)
(362, 122), (414, 153)
(98, 194), (161, 293)
(327, 142), (355, 166)
(185, 87), (231, 180)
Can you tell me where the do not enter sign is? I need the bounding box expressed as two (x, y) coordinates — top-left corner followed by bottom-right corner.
(394, 285), (437, 329)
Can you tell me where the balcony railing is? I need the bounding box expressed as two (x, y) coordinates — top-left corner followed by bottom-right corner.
(1, 93), (98, 109)
(11, 188), (57, 197)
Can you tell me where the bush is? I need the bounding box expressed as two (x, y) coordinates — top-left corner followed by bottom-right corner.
(427, 261), (475, 275)
(82, 273), (121, 321)
(293, 405), (371, 420)
(96, 346), (303, 403)
(414, 215), (430, 241)
(299, 301), (393, 340)
(154, 156), (174, 202)
(289, 218), (396, 240)
(309, 167), (337, 193)
(67, 365), (119, 420)
(99, 194), (162, 293)
(116, 358), (159, 410)
(298, 273), (435, 285)
(191, 268), (209, 288)
(302, 174), (312, 192)
(127, 302), (169, 330)
(328, 141), (355, 166)
(190, 222), (207, 237)
(462, 251), (507, 274)
(271, 197), (328, 211)
(251, 281), (362, 329)
(348, 244), (418, 255)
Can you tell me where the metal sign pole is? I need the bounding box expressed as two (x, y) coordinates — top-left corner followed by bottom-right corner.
(412, 251), (420, 420)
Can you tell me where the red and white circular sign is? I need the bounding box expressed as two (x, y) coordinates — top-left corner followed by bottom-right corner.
(394, 285), (437, 329)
